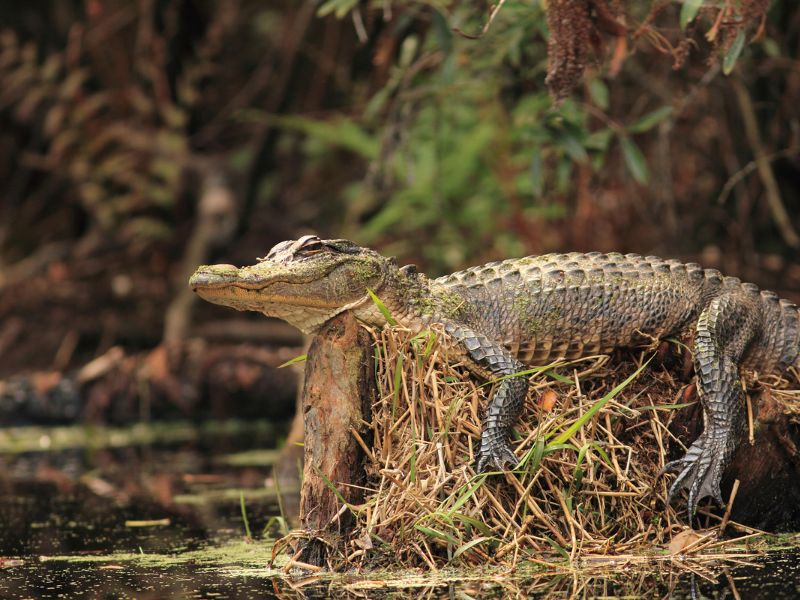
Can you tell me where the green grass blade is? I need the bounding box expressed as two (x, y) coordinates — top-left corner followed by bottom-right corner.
(550, 355), (653, 446)
(544, 370), (574, 384)
(452, 536), (493, 560)
(414, 524), (459, 545)
(573, 444), (591, 487)
(449, 513), (494, 537)
(542, 534), (570, 560)
(589, 442), (612, 469)
(239, 491), (253, 539)
(517, 438), (546, 471)
(723, 29), (746, 75)
(278, 354), (307, 368)
(273, 471), (288, 535)
(446, 475), (487, 517)
(367, 288), (397, 326)
(312, 465), (356, 515)
(432, 473), (487, 516)
(482, 361), (566, 385)
(680, 0), (703, 30)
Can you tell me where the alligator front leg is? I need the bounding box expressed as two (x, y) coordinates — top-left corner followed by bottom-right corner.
(663, 292), (760, 516)
(444, 323), (529, 473)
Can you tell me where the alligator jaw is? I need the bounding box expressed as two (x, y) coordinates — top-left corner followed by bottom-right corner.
(190, 265), (342, 311)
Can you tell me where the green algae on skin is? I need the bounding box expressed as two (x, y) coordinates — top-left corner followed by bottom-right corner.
(413, 288), (473, 322)
(513, 293), (561, 336)
(353, 261), (383, 286)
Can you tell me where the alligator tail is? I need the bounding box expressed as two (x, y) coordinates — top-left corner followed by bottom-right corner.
(744, 290), (800, 372)
(778, 297), (800, 370)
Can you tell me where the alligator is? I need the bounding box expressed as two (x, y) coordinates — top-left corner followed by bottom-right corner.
(189, 235), (800, 516)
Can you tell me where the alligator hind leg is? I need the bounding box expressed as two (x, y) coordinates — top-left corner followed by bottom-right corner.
(663, 291), (761, 517)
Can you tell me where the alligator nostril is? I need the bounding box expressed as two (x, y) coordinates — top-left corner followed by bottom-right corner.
(210, 264), (238, 273)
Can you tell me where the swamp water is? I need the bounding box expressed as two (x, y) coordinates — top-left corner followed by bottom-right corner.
(0, 420), (799, 599)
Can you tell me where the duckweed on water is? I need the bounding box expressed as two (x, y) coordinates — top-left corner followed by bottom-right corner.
(38, 538), (283, 571)
(220, 449), (282, 467)
(0, 419), (278, 454)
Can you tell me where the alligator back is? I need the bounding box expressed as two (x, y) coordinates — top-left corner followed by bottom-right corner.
(433, 252), (800, 370)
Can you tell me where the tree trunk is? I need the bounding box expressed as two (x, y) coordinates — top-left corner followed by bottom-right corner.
(298, 312), (374, 566)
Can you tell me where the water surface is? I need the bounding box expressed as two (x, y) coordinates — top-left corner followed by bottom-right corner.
(1, 420), (798, 599)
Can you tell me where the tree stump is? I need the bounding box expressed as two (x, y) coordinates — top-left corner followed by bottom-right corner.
(671, 388), (800, 530)
(298, 312), (374, 566)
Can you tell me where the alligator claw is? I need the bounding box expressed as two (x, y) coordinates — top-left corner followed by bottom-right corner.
(475, 441), (518, 474)
(662, 433), (728, 517)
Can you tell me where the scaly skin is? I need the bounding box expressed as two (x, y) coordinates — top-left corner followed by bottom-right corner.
(190, 236), (800, 517)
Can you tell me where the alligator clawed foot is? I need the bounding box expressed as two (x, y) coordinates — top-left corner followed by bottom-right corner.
(475, 441), (518, 474)
(661, 433), (728, 517)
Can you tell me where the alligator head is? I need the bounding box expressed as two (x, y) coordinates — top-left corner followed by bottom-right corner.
(189, 235), (398, 334)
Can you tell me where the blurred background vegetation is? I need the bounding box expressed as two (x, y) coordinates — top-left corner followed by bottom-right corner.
(0, 0), (798, 383)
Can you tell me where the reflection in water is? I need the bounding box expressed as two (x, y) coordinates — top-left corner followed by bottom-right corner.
(0, 420), (799, 599)
(3, 553), (800, 599)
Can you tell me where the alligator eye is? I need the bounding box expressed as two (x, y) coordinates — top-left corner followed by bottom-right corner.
(321, 239), (361, 255)
(297, 247), (324, 257)
(296, 239), (325, 256)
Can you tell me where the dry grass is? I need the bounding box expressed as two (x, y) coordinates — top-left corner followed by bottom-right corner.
(309, 325), (800, 570)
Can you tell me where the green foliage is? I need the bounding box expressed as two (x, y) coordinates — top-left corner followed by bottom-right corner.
(239, 491), (253, 539)
(627, 107), (673, 134)
(317, 0), (361, 19)
(267, 114), (379, 159)
(277, 354), (308, 368)
(619, 136), (649, 186)
(269, 1), (748, 270)
(2, 0), (792, 264)
(723, 30), (747, 75)
(680, 0), (704, 30)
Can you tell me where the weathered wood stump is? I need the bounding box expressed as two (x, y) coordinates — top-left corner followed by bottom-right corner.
(297, 312), (374, 566)
(672, 388), (800, 530)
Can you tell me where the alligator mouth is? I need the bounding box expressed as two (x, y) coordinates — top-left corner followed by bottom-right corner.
(192, 283), (340, 309)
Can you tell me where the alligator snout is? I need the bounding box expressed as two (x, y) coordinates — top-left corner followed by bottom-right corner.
(189, 264), (240, 289)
